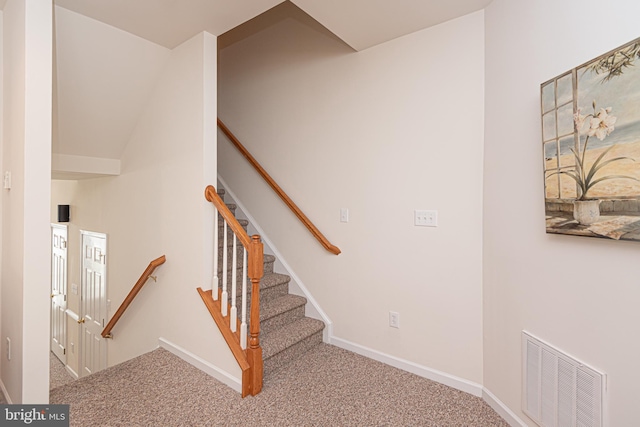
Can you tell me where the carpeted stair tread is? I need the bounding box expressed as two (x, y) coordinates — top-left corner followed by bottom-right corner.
(260, 294), (306, 322)
(223, 272), (290, 300)
(218, 253), (275, 269)
(260, 272), (290, 290)
(217, 253), (275, 273)
(217, 219), (248, 235)
(263, 254), (275, 273)
(263, 254), (275, 264)
(261, 317), (325, 360)
(212, 185), (327, 382)
(223, 271), (290, 291)
(217, 256), (275, 281)
(259, 294), (307, 336)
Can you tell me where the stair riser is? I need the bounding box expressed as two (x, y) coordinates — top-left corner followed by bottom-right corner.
(263, 331), (323, 376)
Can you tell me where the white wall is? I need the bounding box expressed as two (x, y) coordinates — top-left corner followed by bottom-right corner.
(1, 0), (52, 404)
(50, 31), (235, 376)
(0, 0), (21, 403)
(219, 5), (485, 384)
(0, 6), (3, 403)
(484, 0), (640, 425)
(53, 6), (171, 161)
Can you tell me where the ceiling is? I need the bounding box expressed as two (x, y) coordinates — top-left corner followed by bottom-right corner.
(40, 0), (493, 178)
(54, 0), (492, 51)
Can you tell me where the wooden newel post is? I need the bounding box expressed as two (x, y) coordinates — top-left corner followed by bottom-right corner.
(246, 234), (264, 395)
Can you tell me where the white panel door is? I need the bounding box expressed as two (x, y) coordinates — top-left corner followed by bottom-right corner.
(51, 224), (68, 363)
(80, 231), (108, 377)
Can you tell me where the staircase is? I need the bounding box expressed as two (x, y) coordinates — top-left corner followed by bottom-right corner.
(216, 187), (325, 379)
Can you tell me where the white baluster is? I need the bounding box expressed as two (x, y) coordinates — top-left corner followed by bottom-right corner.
(212, 208), (219, 300)
(240, 248), (248, 349)
(221, 219), (228, 317)
(230, 234), (238, 332)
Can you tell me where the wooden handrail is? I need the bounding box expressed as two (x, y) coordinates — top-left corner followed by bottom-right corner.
(217, 118), (341, 255)
(101, 255), (166, 338)
(202, 185), (264, 396)
(205, 185), (251, 248)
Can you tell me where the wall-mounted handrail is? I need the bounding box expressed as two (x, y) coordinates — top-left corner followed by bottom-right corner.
(202, 185), (264, 397)
(217, 118), (341, 255)
(101, 255), (166, 338)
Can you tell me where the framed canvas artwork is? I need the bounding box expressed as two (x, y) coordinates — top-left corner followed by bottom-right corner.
(542, 37), (640, 241)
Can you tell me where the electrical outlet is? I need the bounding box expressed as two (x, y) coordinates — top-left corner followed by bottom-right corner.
(389, 311), (400, 328)
(415, 210), (438, 227)
(6, 337), (11, 360)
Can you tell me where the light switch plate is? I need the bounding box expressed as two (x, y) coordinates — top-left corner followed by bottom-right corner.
(415, 210), (438, 227)
(340, 208), (349, 223)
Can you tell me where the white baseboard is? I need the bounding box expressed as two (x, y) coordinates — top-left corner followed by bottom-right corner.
(158, 338), (241, 394)
(482, 387), (528, 427)
(65, 365), (79, 381)
(329, 336), (483, 397)
(0, 378), (12, 404)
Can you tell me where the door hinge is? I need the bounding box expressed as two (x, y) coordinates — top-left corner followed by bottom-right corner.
(63, 349), (66, 355)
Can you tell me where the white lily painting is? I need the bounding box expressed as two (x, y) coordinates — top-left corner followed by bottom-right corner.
(542, 37), (640, 241)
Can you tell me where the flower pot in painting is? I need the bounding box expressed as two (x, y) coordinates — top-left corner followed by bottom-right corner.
(573, 199), (601, 225)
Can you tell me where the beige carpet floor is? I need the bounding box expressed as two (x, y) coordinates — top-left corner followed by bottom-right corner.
(0, 353), (75, 404)
(49, 344), (509, 426)
(50, 352), (77, 390)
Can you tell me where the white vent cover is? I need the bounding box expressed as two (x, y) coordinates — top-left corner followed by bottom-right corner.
(522, 331), (606, 427)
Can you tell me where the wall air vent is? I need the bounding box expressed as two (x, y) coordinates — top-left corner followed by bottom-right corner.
(522, 331), (606, 427)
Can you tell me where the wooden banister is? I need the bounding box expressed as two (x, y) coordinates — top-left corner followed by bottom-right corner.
(197, 287), (251, 390)
(101, 255), (166, 338)
(217, 118), (341, 255)
(205, 185), (251, 248)
(202, 185), (264, 397)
